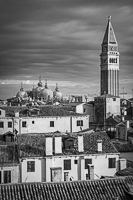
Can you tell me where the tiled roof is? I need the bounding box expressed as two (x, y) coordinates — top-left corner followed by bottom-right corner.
(0, 176), (133, 200)
(0, 144), (19, 164)
(17, 131), (118, 157)
(18, 132), (66, 157)
(0, 105), (84, 117)
(115, 167), (133, 176)
(83, 131), (118, 154)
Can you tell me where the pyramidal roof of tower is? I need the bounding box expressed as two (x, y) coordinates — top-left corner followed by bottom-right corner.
(102, 16), (117, 45)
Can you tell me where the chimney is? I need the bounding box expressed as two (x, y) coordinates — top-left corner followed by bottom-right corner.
(126, 121), (129, 129)
(97, 140), (102, 152)
(78, 135), (84, 153)
(15, 111), (19, 117)
(45, 136), (53, 156)
(119, 158), (126, 170)
(55, 136), (62, 155)
(87, 164), (94, 180)
(122, 115), (125, 122)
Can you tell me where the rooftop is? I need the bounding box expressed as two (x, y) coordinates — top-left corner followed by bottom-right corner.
(0, 176), (133, 200)
(0, 144), (19, 164)
(17, 131), (118, 157)
(0, 105), (85, 117)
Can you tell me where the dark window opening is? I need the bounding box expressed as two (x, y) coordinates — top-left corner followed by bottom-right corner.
(8, 121), (12, 128)
(108, 158), (116, 168)
(3, 171), (11, 183)
(32, 121), (35, 124)
(22, 121), (27, 128)
(74, 160), (78, 164)
(0, 121), (4, 128)
(64, 159), (71, 170)
(77, 120), (83, 127)
(50, 121), (54, 127)
(27, 161), (35, 172)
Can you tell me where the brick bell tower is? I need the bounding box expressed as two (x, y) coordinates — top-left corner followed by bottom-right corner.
(100, 16), (119, 96)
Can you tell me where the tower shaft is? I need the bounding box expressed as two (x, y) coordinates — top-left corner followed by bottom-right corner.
(100, 16), (119, 96)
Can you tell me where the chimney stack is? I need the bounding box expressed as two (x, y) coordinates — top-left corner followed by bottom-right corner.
(55, 136), (62, 155)
(97, 140), (102, 152)
(87, 164), (94, 180)
(45, 136), (53, 156)
(78, 135), (84, 153)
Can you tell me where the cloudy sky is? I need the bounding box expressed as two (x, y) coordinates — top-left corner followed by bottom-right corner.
(0, 0), (133, 99)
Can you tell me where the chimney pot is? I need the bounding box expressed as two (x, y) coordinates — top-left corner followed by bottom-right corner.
(78, 135), (84, 153)
(97, 140), (102, 152)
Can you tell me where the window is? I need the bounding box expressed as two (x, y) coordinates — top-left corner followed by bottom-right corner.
(108, 158), (116, 168)
(22, 121), (27, 128)
(0, 111), (1, 115)
(64, 159), (71, 170)
(27, 161), (35, 172)
(84, 108), (86, 113)
(0, 121), (4, 128)
(50, 121), (54, 127)
(64, 172), (69, 181)
(85, 159), (92, 169)
(74, 160), (78, 164)
(77, 120), (83, 127)
(113, 98), (116, 101)
(32, 121), (35, 124)
(8, 121), (12, 128)
(3, 171), (11, 183)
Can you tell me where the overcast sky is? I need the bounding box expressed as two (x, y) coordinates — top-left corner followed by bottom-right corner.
(0, 0), (133, 99)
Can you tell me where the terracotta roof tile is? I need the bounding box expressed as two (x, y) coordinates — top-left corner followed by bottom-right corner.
(0, 176), (133, 200)
(17, 131), (118, 157)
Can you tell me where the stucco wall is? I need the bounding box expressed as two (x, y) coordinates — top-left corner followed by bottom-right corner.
(0, 164), (20, 184)
(45, 153), (119, 182)
(0, 115), (89, 135)
(20, 158), (44, 183)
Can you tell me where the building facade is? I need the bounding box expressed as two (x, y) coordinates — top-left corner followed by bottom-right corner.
(100, 16), (119, 96)
(0, 108), (90, 134)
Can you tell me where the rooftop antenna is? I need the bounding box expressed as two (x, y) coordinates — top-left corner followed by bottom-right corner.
(39, 75), (41, 82)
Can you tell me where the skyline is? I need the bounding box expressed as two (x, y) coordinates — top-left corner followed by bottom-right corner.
(0, 0), (133, 99)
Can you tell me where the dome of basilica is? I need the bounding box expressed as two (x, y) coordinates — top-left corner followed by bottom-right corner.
(34, 76), (44, 99)
(53, 84), (62, 101)
(16, 84), (27, 99)
(40, 81), (53, 101)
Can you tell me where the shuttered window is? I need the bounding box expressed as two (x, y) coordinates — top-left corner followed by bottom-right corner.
(64, 160), (71, 170)
(3, 171), (11, 183)
(8, 121), (12, 128)
(77, 120), (83, 126)
(108, 158), (116, 168)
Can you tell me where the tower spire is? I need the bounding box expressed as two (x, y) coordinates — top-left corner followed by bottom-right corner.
(102, 16), (117, 45)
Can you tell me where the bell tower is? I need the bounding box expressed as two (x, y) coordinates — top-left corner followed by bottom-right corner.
(100, 16), (119, 96)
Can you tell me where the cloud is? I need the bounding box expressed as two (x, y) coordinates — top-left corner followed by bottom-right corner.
(0, 0), (133, 99)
